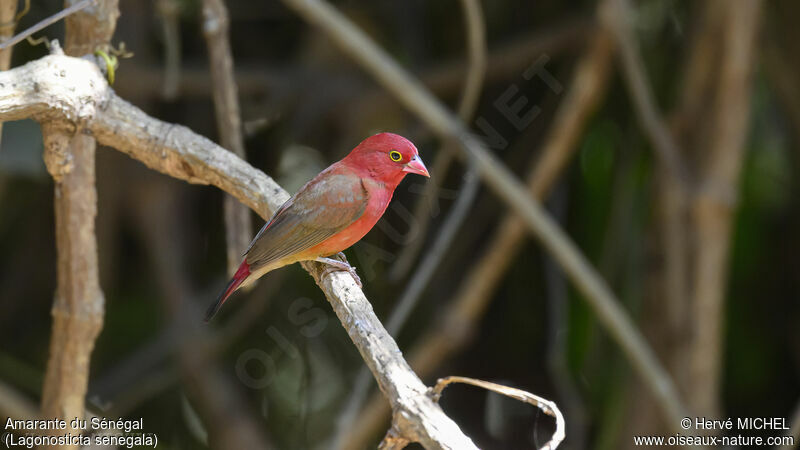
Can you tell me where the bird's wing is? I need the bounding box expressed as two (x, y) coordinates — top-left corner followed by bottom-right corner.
(244, 170), (368, 268)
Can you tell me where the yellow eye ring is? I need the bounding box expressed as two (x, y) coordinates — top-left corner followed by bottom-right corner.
(389, 150), (403, 162)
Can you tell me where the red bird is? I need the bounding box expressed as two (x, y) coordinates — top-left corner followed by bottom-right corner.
(205, 133), (429, 322)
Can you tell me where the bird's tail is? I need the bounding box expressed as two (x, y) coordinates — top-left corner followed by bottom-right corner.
(205, 260), (251, 322)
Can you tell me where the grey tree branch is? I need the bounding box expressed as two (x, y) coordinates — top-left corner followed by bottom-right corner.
(281, 0), (687, 436)
(201, 0), (253, 276)
(0, 53), (478, 450)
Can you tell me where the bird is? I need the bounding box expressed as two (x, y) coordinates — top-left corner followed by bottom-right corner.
(204, 132), (429, 322)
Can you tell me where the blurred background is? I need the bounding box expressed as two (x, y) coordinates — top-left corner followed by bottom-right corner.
(0, 0), (798, 449)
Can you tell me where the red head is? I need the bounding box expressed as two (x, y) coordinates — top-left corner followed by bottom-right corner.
(342, 133), (429, 187)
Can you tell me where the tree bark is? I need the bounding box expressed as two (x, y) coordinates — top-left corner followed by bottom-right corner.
(201, 0), (253, 275)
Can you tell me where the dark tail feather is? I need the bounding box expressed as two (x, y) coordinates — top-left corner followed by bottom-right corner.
(205, 260), (251, 322)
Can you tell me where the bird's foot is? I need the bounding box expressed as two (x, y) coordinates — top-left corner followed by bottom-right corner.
(315, 256), (363, 288)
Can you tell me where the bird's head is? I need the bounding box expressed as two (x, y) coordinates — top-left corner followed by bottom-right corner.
(343, 132), (429, 186)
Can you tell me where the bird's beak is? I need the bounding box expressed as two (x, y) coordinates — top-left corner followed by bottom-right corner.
(402, 155), (430, 177)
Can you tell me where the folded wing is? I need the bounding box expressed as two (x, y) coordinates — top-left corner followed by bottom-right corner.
(245, 170), (368, 268)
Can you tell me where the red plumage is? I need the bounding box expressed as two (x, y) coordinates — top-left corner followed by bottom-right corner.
(205, 133), (429, 321)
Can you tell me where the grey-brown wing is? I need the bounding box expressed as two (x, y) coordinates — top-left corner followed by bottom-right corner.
(244, 172), (367, 267)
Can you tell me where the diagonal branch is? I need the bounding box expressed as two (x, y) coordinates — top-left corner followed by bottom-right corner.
(281, 0), (688, 434)
(388, 0), (487, 281)
(0, 53), (477, 450)
(0, 0), (93, 51)
(201, 0), (253, 276)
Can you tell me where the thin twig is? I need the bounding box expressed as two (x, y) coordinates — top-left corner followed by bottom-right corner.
(201, 0), (253, 276)
(0, 0), (95, 51)
(430, 376), (565, 450)
(544, 182), (589, 449)
(156, 0), (181, 100)
(389, 0), (487, 281)
(600, 0), (690, 185)
(387, 171), (480, 335)
(332, 0), (486, 445)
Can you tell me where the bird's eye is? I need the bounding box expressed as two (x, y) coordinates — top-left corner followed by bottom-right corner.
(389, 150), (403, 162)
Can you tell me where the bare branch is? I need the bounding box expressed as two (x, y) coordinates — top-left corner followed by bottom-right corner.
(600, 0), (690, 185)
(430, 376), (565, 450)
(454, 0), (487, 120)
(201, 0), (253, 276)
(0, 54), (478, 450)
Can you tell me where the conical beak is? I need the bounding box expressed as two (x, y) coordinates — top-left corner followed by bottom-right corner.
(402, 155), (430, 177)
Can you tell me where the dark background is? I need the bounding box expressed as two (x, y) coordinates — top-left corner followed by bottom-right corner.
(0, 1), (798, 449)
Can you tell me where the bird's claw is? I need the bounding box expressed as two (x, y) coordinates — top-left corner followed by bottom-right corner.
(315, 256), (363, 288)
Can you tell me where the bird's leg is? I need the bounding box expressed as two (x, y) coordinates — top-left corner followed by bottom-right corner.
(315, 256), (362, 288)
